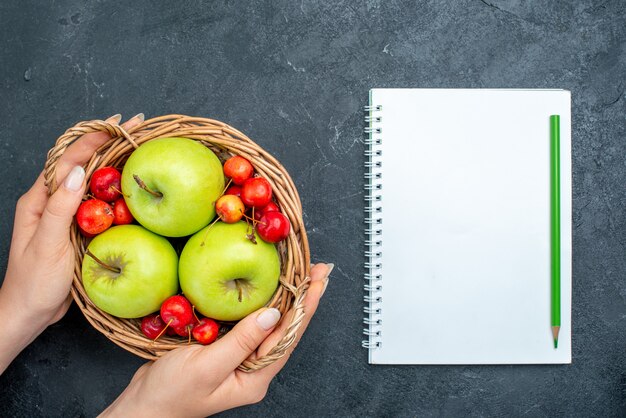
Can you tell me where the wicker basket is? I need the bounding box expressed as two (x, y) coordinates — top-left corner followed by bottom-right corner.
(42, 115), (311, 372)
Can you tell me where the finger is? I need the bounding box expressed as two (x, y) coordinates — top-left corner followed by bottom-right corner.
(11, 172), (49, 253)
(61, 113), (122, 163)
(242, 263), (332, 383)
(30, 165), (86, 252)
(197, 307), (282, 379)
(49, 294), (74, 324)
(260, 263), (331, 357)
(14, 114), (144, 249)
(46, 113), (121, 198)
(56, 113), (144, 183)
(16, 113), (143, 223)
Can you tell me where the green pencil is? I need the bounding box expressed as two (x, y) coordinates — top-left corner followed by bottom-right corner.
(550, 115), (561, 349)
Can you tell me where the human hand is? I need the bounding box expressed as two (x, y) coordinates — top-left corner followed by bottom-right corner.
(0, 113), (144, 373)
(100, 263), (333, 418)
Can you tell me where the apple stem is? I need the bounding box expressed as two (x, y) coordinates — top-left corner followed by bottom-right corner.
(85, 250), (121, 274)
(153, 318), (173, 342)
(220, 178), (233, 196)
(200, 218), (220, 247)
(133, 174), (163, 198)
(235, 279), (243, 302)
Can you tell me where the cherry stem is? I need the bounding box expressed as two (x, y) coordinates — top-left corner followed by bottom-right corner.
(235, 280), (243, 302)
(85, 250), (121, 274)
(192, 306), (200, 323)
(244, 213), (257, 244)
(187, 328), (191, 344)
(133, 174), (163, 198)
(241, 213), (265, 226)
(110, 186), (129, 198)
(220, 178), (233, 196)
(153, 318), (173, 342)
(250, 209), (258, 234)
(200, 218), (220, 247)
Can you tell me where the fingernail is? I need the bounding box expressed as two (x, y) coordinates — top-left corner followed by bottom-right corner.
(132, 113), (145, 123)
(322, 278), (329, 297)
(107, 114), (122, 124)
(64, 166), (85, 192)
(326, 263), (335, 277)
(321, 263), (334, 297)
(256, 308), (281, 330)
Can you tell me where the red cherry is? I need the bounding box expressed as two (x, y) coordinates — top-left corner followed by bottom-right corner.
(253, 201), (280, 222)
(215, 195), (245, 223)
(140, 314), (167, 340)
(90, 167), (122, 202)
(78, 225), (97, 238)
(192, 318), (219, 345)
(160, 295), (193, 329)
(166, 327), (178, 337)
(224, 185), (242, 197)
(257, 211), (290, 243)
(173, 315), (199, 337)
(223, 156), (254, 185)
(241, 177), (272, 208)
(112, 198), (134, 225)
(76, 199), (114, 235)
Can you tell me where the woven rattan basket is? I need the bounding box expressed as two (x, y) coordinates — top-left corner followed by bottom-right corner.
(43, 115), (311, 372)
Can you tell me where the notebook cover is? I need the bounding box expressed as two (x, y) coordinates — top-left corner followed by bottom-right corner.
(364, 89), (572, 365)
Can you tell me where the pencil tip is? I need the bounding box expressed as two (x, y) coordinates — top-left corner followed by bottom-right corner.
(551, 326), (561, 349)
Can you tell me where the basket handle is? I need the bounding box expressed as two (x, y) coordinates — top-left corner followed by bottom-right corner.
(44, 119), (137, 195)
(238, 277), (310, 372)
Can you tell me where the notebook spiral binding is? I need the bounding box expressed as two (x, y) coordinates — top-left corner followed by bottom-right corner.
(362, 103), (383, 350)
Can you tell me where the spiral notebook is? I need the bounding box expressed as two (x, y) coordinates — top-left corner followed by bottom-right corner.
(363, 89), (572, 364)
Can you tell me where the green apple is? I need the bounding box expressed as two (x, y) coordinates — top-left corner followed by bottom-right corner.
(81, 225), (179, 318)
(121, 137), (224, 237)
(179, 221), (280, 321)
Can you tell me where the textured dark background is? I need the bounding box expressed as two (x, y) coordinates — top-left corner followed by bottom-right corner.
(1, 0), (625, 417)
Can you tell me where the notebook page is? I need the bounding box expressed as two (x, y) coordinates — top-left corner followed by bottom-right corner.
(370, 89), (572, 364)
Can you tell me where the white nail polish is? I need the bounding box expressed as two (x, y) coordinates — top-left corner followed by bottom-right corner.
(321, 263), (333, 297)
(257, 308), (281, 330)
(64, 166), (85, 192)
(326, 263), (335, 277)
(107, 114), (122, 124)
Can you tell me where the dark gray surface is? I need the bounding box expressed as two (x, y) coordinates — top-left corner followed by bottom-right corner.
(0, 0), (625, 417)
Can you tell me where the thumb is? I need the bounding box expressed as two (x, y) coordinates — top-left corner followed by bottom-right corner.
(33, 165), (85, 249)
(200, 307), (281, 375)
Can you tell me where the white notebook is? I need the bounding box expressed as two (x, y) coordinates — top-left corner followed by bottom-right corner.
(363, 89), (572, 364)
